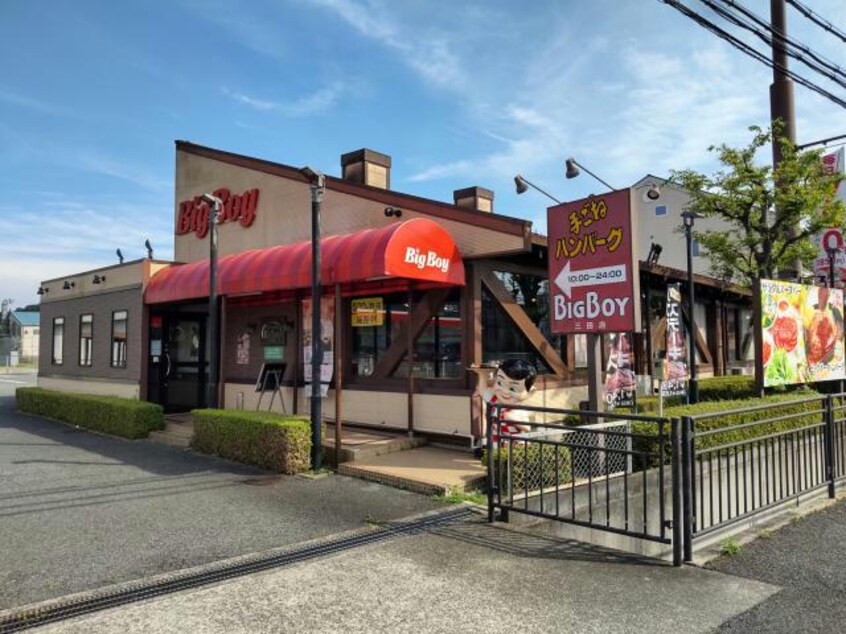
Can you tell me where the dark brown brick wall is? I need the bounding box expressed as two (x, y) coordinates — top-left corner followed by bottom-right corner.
(39, 287), (144, 382)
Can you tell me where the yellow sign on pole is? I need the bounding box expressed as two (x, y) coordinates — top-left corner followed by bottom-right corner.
(351, 297), (384, 327)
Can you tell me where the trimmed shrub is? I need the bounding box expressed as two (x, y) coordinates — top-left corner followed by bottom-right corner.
(16, 387), (164, 439)
(637, 375), (758, 413)
(191, 409), (311, 474)
(632, 390), (824, 465)
(483, 443), (572, 493)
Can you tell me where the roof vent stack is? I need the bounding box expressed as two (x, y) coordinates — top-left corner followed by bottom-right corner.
(453, 186), (494, 213)
(341, 149), (392, 190)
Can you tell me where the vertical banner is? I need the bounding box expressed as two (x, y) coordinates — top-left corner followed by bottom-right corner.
(604, 332), (635, 409)
(302, 297), (335, 398)
(661, 284), (688, 397)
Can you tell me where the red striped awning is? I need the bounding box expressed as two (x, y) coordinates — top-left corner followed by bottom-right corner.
(146, 218), (465, 304)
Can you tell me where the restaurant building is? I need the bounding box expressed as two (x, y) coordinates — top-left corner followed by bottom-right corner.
(37, 142), (752, 447)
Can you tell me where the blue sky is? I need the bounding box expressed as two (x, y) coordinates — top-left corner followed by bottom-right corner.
(1, 0), (844, 307)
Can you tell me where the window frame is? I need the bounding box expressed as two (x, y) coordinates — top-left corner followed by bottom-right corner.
(79, 314), (94, 367)
(110, 309), (128, 368)
(52, 317), (65, 365)
(654, 204), (668, 217)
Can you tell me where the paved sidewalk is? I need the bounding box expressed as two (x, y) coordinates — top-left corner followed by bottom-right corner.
(0, 392), (439, 609)
(28, 517), (778, 634)
(709, 498), (846, 633)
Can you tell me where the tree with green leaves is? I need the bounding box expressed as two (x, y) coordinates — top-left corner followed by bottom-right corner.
(670, 124), (845, 287)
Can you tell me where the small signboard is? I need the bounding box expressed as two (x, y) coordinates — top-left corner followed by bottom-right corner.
(352, 297), (384, 327)
(547, 189), (640, 334)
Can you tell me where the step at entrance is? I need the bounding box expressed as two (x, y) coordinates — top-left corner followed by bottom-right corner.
(338, 446), (486, 496)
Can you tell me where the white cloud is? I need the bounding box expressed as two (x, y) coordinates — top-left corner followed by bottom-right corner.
(76, 153), (170, 192)
(222, 82), (347, 116)
(0, 87), (66, 116)
(0, 197), (173, 305)
(222, 87), (279, 111)
(309, 0), (466, 91)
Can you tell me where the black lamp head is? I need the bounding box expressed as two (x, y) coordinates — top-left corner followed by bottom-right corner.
(116, 248), (124, 264)
(514, 175), (529, 195)
(144, 238), (153, 259)
(565, 158), (580, 180)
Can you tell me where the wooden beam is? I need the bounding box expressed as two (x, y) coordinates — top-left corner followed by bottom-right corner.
(480, 269), (567, 377)
(371, 287), (453, 379)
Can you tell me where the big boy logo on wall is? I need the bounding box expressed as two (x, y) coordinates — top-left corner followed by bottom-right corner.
(547, 189), (639, 334)
(176, 187), (260, 238)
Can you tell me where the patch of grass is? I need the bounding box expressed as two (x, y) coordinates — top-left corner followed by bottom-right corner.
(299, 467), (334, 479)
(364, 514), (388, 527)
(758, 528), (775, 540)
(720, 537), (742, 557)
(434, 486), (487, 505)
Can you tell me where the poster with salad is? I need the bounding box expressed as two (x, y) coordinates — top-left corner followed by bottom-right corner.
(761, 279), (845, 387)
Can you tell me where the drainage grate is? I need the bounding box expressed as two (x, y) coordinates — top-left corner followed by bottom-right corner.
(0, 506), (475, 633)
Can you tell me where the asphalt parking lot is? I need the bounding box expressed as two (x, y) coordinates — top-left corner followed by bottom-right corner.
(0, 379), (440, 609)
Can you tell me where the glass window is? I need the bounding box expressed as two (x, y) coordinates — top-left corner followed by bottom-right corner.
(79, 314), (93, 366)
(395, 293), (463, 379)
(33, 328), (39, 335)
(482, 280), (553, 374)
(351, 293), (405, 377)
(655, 205), (668, 216)
(52, 317), (64, 365)
(111, 310), (128, 368)
(350, 290), (463, 380)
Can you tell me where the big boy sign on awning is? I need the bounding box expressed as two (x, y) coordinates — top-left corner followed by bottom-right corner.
(547, 189), (640, 334)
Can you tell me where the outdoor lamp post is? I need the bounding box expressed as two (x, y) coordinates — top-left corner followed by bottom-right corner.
(682, 210), (703, 405)
(300, 166), (326, 471)
(565, 157), (616, 192)
(199, 192), (223, 409)
(562, 157), (617, 414)
(514, 174), (562, 204)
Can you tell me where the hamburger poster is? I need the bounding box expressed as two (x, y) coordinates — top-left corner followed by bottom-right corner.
(760, 279), (845, 387)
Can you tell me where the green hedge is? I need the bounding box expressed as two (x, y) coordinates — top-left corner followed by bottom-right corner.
(16, 387), (164, 439)
(637, 375), (758, 413)
(483, 443), (572, 492)
(191, 409), (311, 474)
(632, 390), (825, 465)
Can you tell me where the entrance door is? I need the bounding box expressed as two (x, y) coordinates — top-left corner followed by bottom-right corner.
(148, 313), (207, 412)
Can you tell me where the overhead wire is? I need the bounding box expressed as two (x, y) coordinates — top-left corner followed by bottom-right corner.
(710, 0), (846, 89)
(660, 0), (846, 109)
(786, 0), (846, 45)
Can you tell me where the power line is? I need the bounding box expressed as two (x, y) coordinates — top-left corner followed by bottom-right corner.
(711, 0), (846, 88)
(660, 0), (846, 109)
(786, 0), (846, 45)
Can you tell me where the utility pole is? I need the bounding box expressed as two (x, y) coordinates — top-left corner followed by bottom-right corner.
(770, 0), (799, 281)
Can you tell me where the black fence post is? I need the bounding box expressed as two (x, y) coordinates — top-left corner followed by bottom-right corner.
(826, 395), (836, 499)
(671, 418), (683, 567)
(486, 403), (496, 523)
(681, 416), (694, 563)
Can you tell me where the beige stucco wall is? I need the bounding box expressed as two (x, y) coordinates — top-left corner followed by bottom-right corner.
(174, 150), (527, 264)
(633, 180), (733, 276)
(38, 376), (140, 399)
(223, 382), (474, 438)
(40, 259), (164, 303)
(20, 326), (39, 359)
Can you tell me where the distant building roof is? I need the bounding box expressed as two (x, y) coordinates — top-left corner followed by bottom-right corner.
(11, 311), (39, 327)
